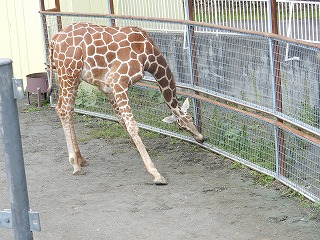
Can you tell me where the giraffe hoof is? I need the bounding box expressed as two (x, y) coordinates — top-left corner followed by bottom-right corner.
(72, 169), (85, 175)
(153, 175), (167, 185)
(80, 159), (88, 167)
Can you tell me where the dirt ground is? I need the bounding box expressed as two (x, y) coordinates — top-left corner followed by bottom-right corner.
(0, 98), (319, 240)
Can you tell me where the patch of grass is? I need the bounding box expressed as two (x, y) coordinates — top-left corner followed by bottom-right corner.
(282, 188), (309, 203)
(168, 137), (183, 145)
(41, 99), (50, 107)
(140, 129), (162, 139)
(300, 101), (319, 128)
(74, 112), (97, 125)
(228, 158), (320, 220)
(230, 162), (246, 170)
(229, 161), (275, 186)
(250, 170), (275, 186)
(89, 122), (128, 140)
(24, 106), (41, 112)
(308, 202), (320, 220)
(281, 189), (320, 221)
(310, 202), (320, 211)
(90, 122), (165, 141)
(207, 105), (276, 172)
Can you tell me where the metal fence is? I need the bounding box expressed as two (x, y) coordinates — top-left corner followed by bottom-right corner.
(192, 0), (320, 41)
(41, 11), (320, 202)
(112, 0), (320, 43)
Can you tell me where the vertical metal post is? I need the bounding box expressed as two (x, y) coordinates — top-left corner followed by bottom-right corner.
(39, 0), (62, 52)
(0, 59), (33, 240)
(214, 0), (218, 24)
(55, 0), (62, 31)
(39, 0), (59, 105)
(185, 0), (202, 132)
(39, 0), (52, 104)
(106, 0), (116, 26)
(39, 0), (49, 58)
(268, 0), (286, 177)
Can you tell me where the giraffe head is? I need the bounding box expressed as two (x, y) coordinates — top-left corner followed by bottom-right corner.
(162, 98), (204, 143)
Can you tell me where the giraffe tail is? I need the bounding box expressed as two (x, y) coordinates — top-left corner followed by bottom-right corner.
(47, 41), (54, 96)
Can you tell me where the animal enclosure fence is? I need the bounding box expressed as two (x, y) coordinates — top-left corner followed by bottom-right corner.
(40, 11), (320, 203)
(192, 0), (320, 43)
(112, 0), (320, 43)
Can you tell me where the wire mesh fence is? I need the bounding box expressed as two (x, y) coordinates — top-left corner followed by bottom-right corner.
(193, 0), (320, 42)
(41, 12), (320, 202)
(192, 0), (270, 32)
(110, 0), (320, 42)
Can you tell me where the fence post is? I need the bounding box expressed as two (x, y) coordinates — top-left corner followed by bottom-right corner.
(106, 0), (116, 26)
(55, 0), (62, 31)
(39, 0), (62, 52)
(184, 0), (202, 133)
(0, 59), (33, 240)
(268, 0), (286, 177)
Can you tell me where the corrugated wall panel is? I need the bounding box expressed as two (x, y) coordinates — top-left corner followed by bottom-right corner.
(0, 1), (13, 58)
(0, 0), (180, 84)
(0, 0), (46, 83)
(0, 0), (109, 84)
(60, 0), (108, 13)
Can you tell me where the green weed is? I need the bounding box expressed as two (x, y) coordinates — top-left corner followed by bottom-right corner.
(230, 162), (246, 170)
(89, 122), (127, 140)
(300, 101), (319, 128)
(25, 106), (41, 112)
(250, 170), (275, 186)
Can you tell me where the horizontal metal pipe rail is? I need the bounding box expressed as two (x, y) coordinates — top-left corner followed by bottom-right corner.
(40, 11), (320, 48)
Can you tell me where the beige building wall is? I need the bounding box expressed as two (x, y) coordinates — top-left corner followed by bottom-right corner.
(0, 0), (183, 84)
(0, 0), (47, 81)
(60, 0), (108, 13)
(0, 0), (107, 83)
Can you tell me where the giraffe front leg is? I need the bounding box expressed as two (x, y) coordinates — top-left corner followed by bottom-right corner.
(113, 88), (167, 185)
(127, 118), (167, 185)
(134, 134), (167, 185)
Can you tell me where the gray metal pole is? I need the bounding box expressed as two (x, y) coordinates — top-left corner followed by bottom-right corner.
(268, 0), (286, 177)
(0, 59), (33, 240)
(184, 0), (202, 132)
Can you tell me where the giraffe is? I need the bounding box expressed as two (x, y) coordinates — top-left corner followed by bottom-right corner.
(48, 22), (204, 185)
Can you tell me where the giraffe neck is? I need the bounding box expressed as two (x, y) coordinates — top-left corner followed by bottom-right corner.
(146, 48), (180, 114)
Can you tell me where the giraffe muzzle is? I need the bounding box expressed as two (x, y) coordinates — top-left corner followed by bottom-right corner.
(194, 133), (205, 143)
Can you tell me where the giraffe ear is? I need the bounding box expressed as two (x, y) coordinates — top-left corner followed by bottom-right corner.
(181, 98), (190, 113)
(162, 115), (178, 124)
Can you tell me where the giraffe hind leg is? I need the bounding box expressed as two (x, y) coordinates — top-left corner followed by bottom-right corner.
(56, 76), (87, 175)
